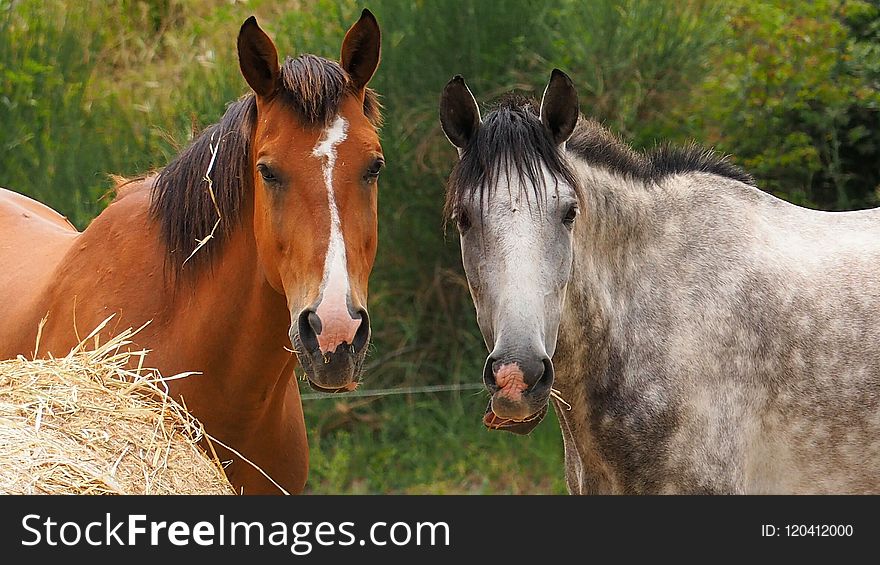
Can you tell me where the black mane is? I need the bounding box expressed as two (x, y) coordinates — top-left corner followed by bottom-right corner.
(445, 97), (754, 221)
(445, 94), (580, 220)
(567, 118), (755, 186)
(148, 54), (381, 272)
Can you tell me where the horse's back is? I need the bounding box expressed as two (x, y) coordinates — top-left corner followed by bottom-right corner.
(669, 177), (880, 492)
(0, 188), (79, 356)
(0, 187), (78, 231)
(752, 202), (880, 492)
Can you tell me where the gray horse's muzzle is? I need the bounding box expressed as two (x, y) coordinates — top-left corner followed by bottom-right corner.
(481, 353), (554, 435)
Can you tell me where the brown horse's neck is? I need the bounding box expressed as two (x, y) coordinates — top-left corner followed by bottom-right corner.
(150, 182), (306, 494)
(153, 193), (299, 418)
(37, 182), (307, 493)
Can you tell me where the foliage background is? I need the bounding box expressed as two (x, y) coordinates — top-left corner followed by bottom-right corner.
(2, 0), (878, 493)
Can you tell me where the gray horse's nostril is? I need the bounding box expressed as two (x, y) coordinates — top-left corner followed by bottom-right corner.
(495, 356), (548, 388)
(484, 353), (553, 392)
(525, 359), (545, 388)
(537, 357), (554, 389)
(483, 356), (499, 391)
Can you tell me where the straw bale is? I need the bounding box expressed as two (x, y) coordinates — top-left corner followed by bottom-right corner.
(0, 324), (234, 495)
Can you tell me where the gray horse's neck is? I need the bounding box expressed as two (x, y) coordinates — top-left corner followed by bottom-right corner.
(548, 159), (654, 492)
(554, 152), (766, 383)
(557, 158), (657, 359)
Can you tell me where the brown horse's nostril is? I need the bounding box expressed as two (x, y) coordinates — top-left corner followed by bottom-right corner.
(307, 311), (322, 335)
(297, 308), (320, 352)
(297, 307), (369, 356)
(351, 308), (370, 353)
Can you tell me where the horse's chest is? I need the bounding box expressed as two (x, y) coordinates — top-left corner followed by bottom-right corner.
(585, 371), (685, 493)
(559, 351), (746, 494)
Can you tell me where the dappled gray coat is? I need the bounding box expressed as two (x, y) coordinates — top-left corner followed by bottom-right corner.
(440, 70), (880, 494)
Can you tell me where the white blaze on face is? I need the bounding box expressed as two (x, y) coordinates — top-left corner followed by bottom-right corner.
(312, 115), (359, 353)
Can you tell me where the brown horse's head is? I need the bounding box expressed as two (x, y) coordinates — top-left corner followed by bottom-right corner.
(237, 12), (382, 392)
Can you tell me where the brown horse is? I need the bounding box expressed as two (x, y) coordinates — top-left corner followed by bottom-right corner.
(0, 11), (383, 494)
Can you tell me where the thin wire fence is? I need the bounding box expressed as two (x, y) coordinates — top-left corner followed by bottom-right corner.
(300, 382), (485, 401)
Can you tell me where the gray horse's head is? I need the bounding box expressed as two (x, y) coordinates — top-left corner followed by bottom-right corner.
(440, 70), (580, 434)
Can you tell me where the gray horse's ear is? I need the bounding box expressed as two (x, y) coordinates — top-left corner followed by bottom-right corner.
(540, 69), (578, 146)
(237, 16), (280, 99)
(440, 75), (481, 154)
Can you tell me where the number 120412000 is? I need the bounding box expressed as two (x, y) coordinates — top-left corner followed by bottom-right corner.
(762, 524), (854, 537)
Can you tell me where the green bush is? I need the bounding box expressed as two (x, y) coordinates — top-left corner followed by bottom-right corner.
(667, 0), (880, 210)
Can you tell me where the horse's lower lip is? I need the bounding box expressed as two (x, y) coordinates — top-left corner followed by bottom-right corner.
(306, 379), (357, 393)
(482, 402), (548, 435)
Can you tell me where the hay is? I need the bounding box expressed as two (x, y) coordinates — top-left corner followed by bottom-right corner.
(0, 322), (235, 495)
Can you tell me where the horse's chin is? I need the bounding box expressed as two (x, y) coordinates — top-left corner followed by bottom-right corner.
(482, 402), (548, 435)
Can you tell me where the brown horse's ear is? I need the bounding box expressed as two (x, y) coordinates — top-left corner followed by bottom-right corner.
(340, 9), (381, 92)
(237, 16), (280, 99)
(540, 69), (579, 146)
(440, 75), (481, 153)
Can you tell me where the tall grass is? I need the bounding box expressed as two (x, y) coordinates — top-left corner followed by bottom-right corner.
(0, 0), (724, 493)
(303, 389), (568, 494)
(2, 2), (126, 224)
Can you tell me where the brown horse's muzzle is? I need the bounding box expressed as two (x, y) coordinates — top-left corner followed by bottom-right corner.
(291, 307), (370, 392)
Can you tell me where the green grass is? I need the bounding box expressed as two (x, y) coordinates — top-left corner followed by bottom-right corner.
(302, 390), (567, 494)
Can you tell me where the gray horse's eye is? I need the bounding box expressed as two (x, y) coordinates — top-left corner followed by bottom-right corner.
(455, 209), (472, 233)
(562, 204), (578, 228)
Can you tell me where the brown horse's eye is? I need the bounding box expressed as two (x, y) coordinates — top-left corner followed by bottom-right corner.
(364, 158), (384, 184)
(257, 163), (279, 185)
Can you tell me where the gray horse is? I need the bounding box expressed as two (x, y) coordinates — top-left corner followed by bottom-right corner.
(439, 69), (880, 494)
